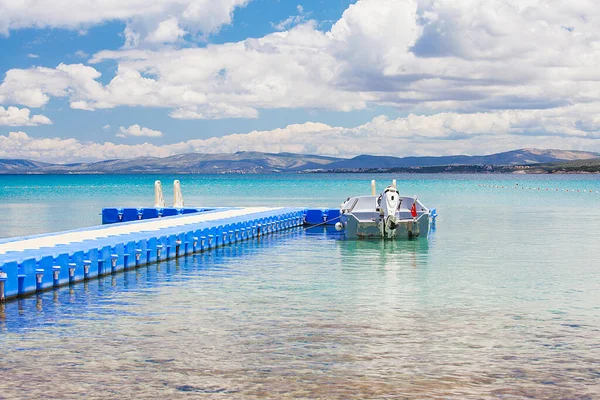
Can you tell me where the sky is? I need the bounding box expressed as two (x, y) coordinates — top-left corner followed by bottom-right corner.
(0, 0), (599, 162)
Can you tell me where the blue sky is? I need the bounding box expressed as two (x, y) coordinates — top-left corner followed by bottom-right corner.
(0, 0), (377, 145)
(1, 0), (599, 162)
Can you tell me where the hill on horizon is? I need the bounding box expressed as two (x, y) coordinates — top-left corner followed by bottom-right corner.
(323, 148), (600, 170)
(0, 148), (598, 174)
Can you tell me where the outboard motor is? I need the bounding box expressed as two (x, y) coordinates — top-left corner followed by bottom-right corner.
(380, 185), (400, 238)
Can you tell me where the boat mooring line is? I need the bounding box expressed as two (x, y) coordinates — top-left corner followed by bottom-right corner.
(303, 215), (342, 230)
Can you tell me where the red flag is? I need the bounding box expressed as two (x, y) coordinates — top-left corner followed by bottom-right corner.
(410, 203), (418, 218)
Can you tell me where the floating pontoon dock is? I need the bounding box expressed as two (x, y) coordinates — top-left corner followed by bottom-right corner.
(0, 179), (437, 303)
(0, 206), (342, 302)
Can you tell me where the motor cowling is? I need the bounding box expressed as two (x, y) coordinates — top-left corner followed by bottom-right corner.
(381, 185), (400, 237)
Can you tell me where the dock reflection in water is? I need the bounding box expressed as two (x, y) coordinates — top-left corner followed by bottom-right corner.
(0, 226), (598, 399)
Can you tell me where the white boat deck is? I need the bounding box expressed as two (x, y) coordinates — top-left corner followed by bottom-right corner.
(0, 207), (279, 255)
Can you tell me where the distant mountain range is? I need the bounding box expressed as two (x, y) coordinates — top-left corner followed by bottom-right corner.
(0, 148), (599, 174)
(323, 149), (600, 170)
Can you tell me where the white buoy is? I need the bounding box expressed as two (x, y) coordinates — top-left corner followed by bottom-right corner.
(173, 180), (184, 207)
(371, 180), (376, 196)
(392, 179), (397, 189)
(154, 180), (165, 208)
(335, 222), (344, 231)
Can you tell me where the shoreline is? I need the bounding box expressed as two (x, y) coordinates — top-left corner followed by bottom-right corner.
(1, 169), (598, 175)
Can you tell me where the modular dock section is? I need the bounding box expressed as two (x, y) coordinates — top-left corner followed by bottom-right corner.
(0, 207), (318, 302)
(0, 207), (341, 302)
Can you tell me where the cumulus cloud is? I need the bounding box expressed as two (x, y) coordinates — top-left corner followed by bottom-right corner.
(117, 124), (163, 138)
(0, 63), (100, 108)
(2, 0), (600, 159)
(0, 106), (52, 126)
(174, 105), (600, 156)
(2, 105), (600, 162)
(145, 17), (187, 43)
(0, 0), (250, 46)
(0, 131), (174, 162)
(3, 0), (600, 122)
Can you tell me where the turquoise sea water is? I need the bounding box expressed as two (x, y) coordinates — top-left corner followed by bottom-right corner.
(0, 173), (599, 398)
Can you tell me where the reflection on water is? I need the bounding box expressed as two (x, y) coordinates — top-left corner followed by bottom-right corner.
(1, 225), (599, 399)
(339, 235), (430, 266)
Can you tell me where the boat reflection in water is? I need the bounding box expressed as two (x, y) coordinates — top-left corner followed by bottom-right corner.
(306, 224), (432, 272)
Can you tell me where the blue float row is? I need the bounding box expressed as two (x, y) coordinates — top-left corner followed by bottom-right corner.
(102, 207), (216, 224)
(303, 209), (341, 225)
(0, 208), (306, 301)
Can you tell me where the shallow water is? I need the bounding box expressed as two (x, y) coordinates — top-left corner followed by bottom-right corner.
(0, 174), (599, 398)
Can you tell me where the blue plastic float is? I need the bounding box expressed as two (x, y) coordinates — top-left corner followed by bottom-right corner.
(0, 207), (321, 301)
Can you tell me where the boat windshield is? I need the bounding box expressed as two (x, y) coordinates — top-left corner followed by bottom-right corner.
(342, 198), (358, 212)
(352, 197), (377, 211)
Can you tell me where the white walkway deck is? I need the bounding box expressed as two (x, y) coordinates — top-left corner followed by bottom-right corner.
(0, 207), (279, 255)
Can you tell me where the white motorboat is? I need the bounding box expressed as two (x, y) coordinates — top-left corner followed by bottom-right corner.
(335, 180), (436, 240)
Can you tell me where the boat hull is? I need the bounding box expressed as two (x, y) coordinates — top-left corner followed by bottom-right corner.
(343, 213), (430, 240)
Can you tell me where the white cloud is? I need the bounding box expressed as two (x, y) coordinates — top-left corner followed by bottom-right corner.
(0, 131), (173, 162)
(0, 106), (52, 126)
(26, 54), (39, 58)
(117, 124), (163, 138)
(0, 63), (116, 110)
(5, 0), (600, 122)
(2, 0), (600, 159)
(273, 15), (303, 31)
(169, 104), (258, 120)
(124, 25), (141, 48)
(1, 28), (367, 115)
(70, 100), (95, 110)
(102, 124), (111, 131)
(2, 105), (600, 162)
(0, 0), (250, 46)
(174, 105), (600, 157)
(0, 64), (95, 108)
(272, 5), (308, 31)
(145, 17), (187, 43)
